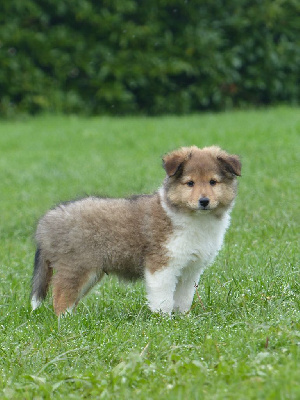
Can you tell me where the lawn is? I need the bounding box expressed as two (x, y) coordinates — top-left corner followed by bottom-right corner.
(0, 106), (299, 399)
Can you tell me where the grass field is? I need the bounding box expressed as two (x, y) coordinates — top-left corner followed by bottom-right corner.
(0, 107), (299, 399)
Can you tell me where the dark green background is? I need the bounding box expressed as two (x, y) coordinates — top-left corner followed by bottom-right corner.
(1, 0), (299, 116)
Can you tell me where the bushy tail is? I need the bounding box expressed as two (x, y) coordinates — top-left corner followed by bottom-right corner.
(30, 248), (52, 310)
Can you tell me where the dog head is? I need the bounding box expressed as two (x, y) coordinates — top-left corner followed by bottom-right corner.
(162, 146), (241, 215)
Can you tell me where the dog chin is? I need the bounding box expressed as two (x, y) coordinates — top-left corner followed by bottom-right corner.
(184, 204), (213, 213)
(197, 207), (212, 214)
(196, 205), (221, 214)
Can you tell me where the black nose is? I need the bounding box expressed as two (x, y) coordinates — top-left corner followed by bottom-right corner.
(199, 197), (210, 208)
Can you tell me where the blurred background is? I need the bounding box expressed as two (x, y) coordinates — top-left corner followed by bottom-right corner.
(1, 0), (299, 117)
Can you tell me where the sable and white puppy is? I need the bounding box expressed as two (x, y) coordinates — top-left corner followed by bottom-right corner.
(30, 146), (241, 316)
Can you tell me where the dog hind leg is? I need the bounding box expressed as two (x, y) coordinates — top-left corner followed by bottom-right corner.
(52, 269), (104, 316)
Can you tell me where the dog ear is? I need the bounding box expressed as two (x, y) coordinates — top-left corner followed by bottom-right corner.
(217, 153), (241, 177)
(162, 147), (192, 177)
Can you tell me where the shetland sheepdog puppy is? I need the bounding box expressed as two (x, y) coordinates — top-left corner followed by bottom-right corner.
(30, 146), (241, 316)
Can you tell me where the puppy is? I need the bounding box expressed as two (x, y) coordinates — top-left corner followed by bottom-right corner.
(30, 146), (241, 315)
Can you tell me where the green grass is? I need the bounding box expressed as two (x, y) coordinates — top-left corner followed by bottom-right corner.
(0, 106), (299, 399)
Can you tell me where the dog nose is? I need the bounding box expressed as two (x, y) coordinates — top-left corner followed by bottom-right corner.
(199, 197), (210, 208)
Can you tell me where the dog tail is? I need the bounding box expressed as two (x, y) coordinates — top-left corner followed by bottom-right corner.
(30, 248), (52, 310)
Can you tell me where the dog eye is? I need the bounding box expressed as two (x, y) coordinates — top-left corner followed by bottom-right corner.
(209, 179), (217, 186)
(187, 181), (195, 187)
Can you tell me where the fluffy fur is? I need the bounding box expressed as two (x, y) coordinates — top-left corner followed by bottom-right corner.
(30, 145), (241, 315)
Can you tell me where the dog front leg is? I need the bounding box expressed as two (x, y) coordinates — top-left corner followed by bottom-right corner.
(145, 267), (178, 314)
(173, 263), (203, 313)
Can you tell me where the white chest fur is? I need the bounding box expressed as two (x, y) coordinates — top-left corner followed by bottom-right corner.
(159, 188), (231, 272)
(167, 209), (230, 269)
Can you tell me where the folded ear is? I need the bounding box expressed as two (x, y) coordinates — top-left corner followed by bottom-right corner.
(217, 153), (242, 177)
(162, 147), (192, 177)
